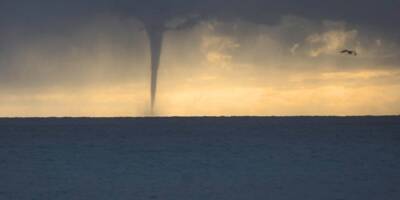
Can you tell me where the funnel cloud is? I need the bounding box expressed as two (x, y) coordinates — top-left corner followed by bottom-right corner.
(145, 23), (164, 111)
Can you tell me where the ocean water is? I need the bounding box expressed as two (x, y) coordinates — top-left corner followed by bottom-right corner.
(0, 117), (399, 200)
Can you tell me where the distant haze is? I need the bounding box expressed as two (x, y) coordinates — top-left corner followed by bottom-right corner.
(0, 1), (399, 116)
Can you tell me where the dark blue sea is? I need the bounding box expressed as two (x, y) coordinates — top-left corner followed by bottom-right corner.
(1, 117), (399, 200)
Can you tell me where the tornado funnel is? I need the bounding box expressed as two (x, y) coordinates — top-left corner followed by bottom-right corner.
(145, 26), (164, 113)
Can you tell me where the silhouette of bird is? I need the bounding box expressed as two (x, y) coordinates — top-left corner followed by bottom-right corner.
(340, 49), (357, 56)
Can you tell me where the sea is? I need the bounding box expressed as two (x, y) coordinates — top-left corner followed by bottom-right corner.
(0, 117), (399, 200)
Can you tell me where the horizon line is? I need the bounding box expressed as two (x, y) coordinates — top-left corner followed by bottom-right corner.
(1, 115), (399, 119)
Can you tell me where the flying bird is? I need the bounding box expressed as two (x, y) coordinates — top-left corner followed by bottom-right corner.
(340, 49), (358, 56)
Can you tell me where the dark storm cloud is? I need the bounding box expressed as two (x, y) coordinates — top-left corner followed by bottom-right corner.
(1, 0), (399, 34)
(0, 0), (399, 90)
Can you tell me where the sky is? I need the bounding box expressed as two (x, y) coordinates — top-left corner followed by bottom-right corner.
(0, 0), (400, 116)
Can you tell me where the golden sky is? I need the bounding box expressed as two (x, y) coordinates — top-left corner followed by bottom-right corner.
(1, 16), (399, 116)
